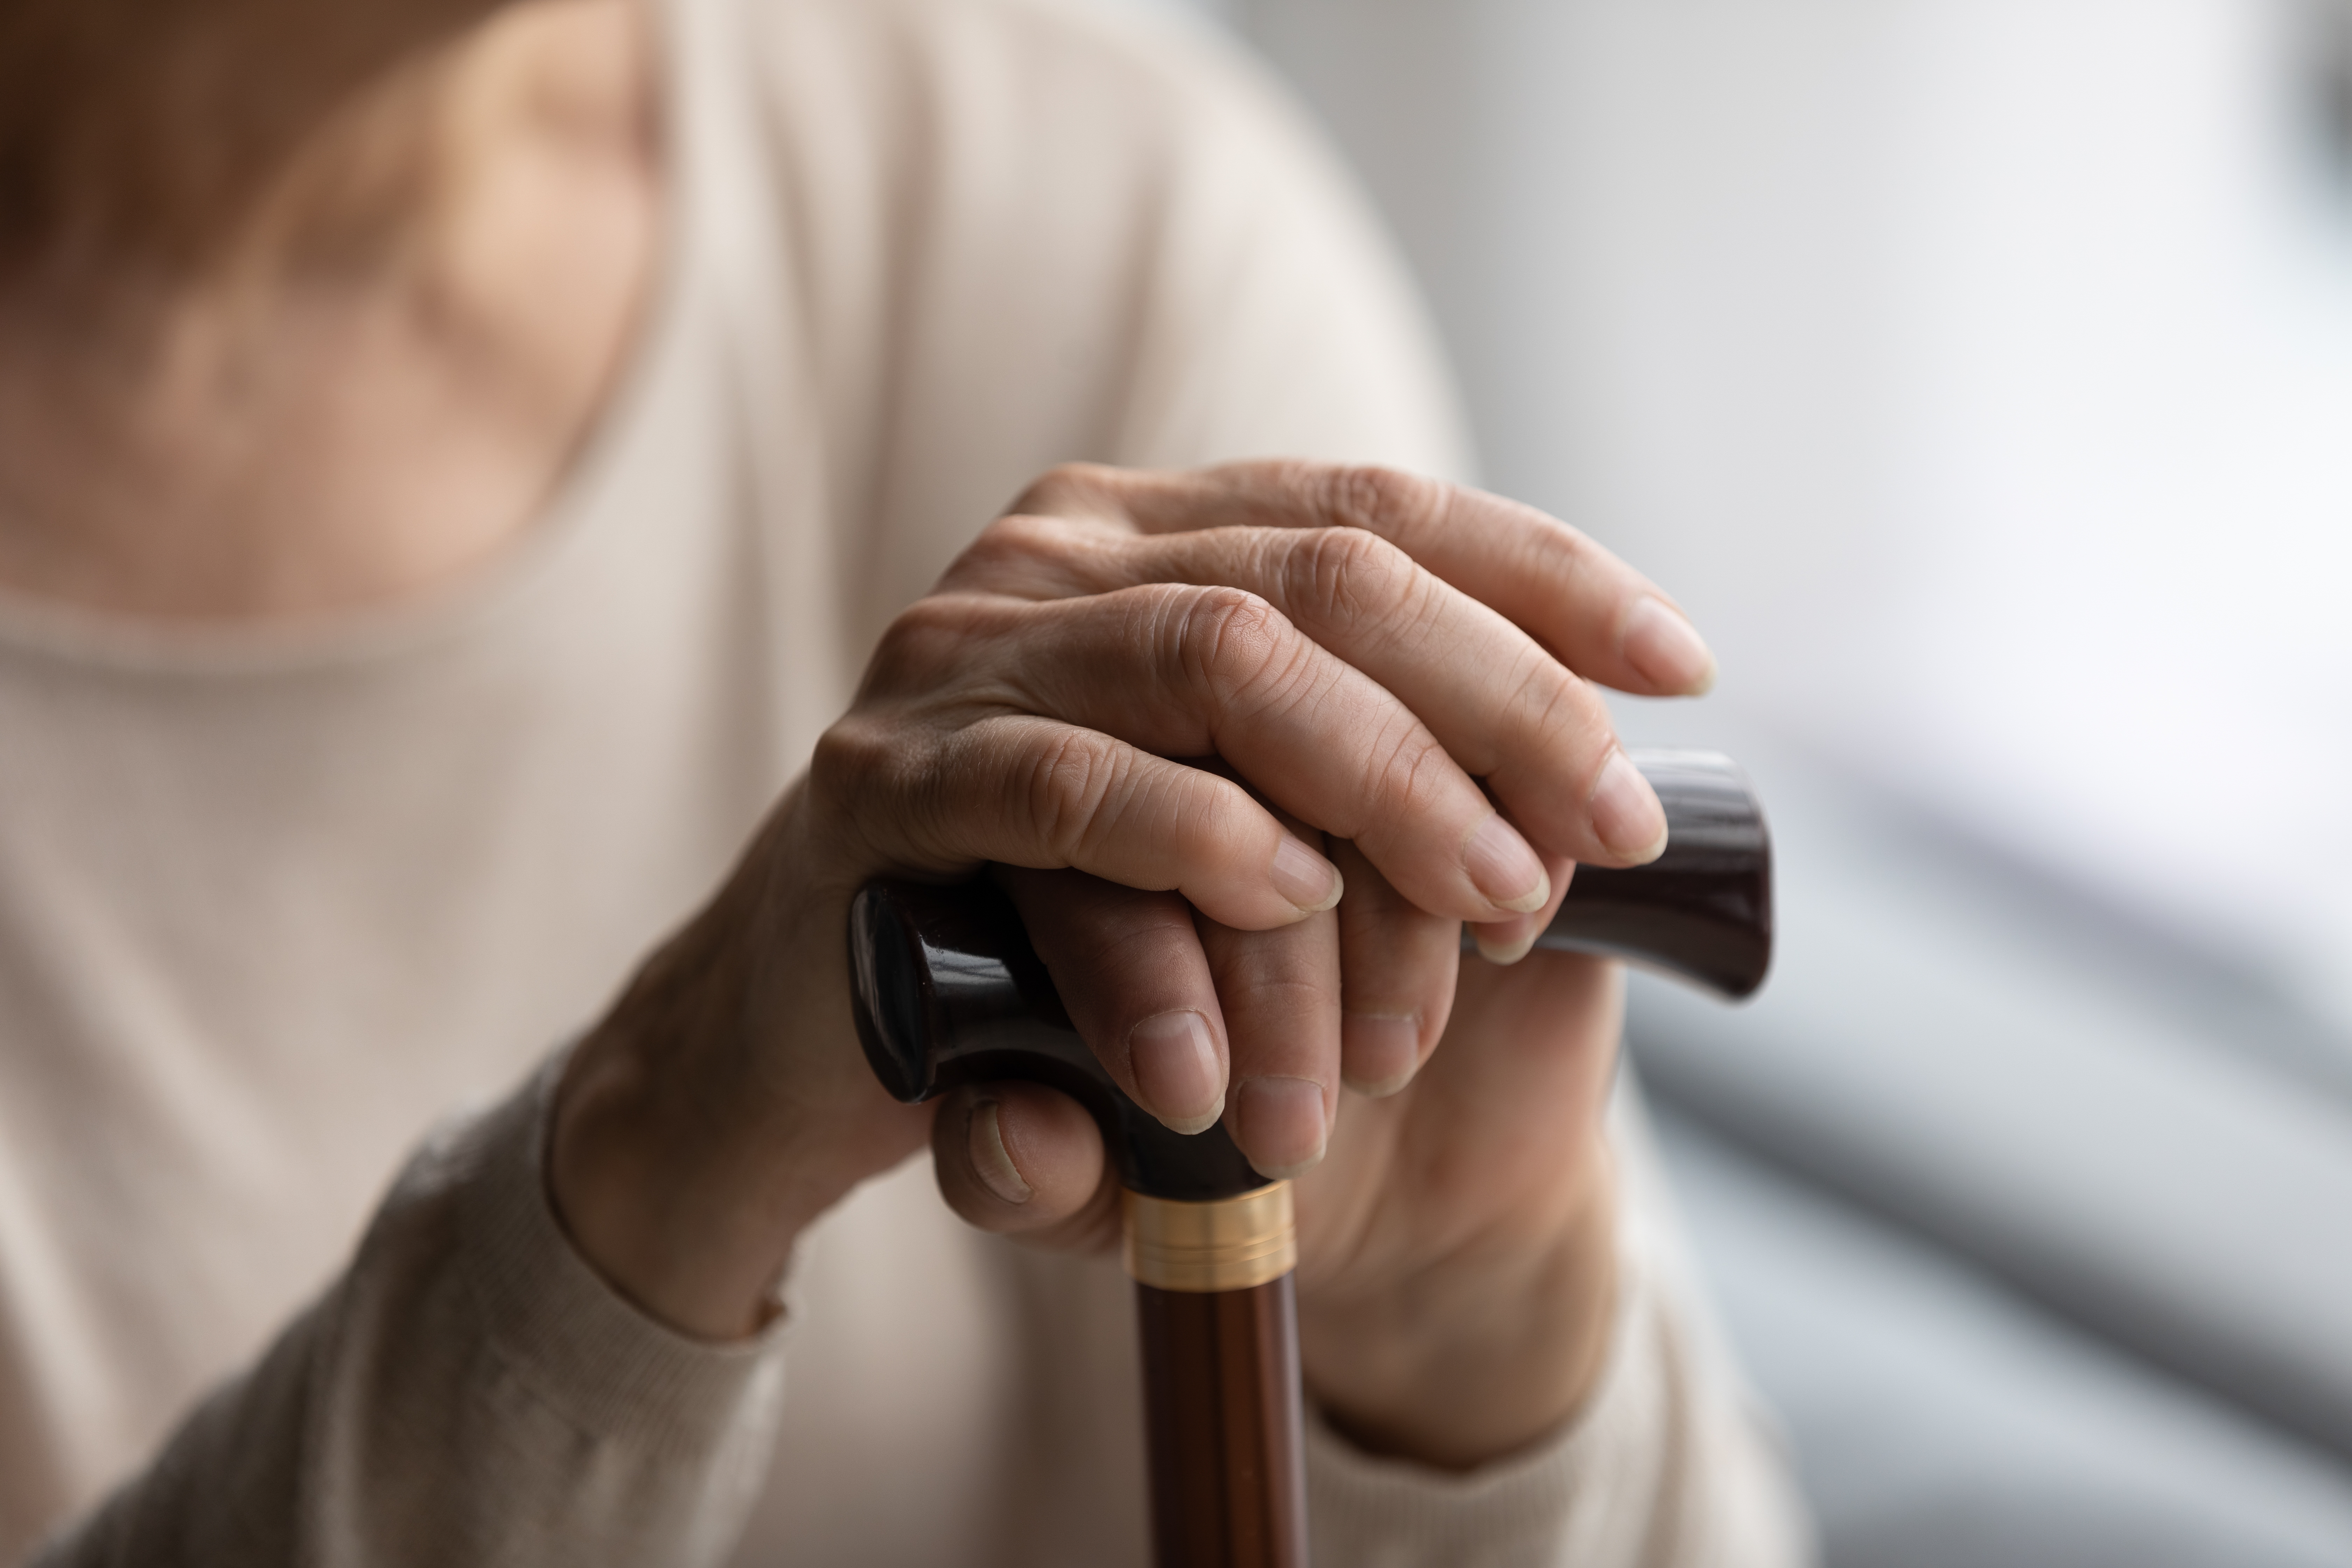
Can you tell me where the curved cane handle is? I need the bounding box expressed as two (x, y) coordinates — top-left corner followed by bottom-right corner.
(846, 749), (1771, 1202)
(846, 750), (1771, 1568)
(1508, 749), (1773, 997)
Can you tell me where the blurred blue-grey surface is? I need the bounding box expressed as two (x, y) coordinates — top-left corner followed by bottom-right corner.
(1630, 748), (2352, 1566)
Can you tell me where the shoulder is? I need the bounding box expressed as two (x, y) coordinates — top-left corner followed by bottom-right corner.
(691, 0), (1465, 598)
(717, 0), (1366, 281)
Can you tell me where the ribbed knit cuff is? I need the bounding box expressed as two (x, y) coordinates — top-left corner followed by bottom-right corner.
(1303, 1252), (1668, 1566)
(445, 1053), (791, 1462)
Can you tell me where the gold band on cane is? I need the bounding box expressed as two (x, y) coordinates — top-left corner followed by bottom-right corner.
(1122, 1182), (1297, 1293)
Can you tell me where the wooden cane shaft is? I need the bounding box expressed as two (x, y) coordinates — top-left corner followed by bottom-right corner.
(1136, 1274), (1308, 1568)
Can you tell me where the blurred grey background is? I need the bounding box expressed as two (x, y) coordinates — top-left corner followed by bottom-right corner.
(1136, 1), (2352, 1562)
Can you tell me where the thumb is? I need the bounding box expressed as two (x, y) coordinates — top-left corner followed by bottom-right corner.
(931, 1083), (1121, 1254)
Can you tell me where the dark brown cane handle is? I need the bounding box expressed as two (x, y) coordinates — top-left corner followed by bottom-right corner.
(843, 749), (1771, 1567)
(846, 749), (1771, 1202)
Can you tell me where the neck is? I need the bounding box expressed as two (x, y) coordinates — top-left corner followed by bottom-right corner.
(0, 0), (504, 281)
(0, 0), (662, 622)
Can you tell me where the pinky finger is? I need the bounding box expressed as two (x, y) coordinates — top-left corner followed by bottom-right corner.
(1466, 848), (1577, 968)
(1330, 839), (1462, 1098)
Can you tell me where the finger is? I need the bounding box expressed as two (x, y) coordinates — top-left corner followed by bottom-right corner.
(1000, 861), (1343, 1174)
(1328, 839), (1461, 1097)
(946, 516), (1667, 866)
(997, 867), (1233, 1133)
(1198, 886), (1343, 1179)
(814, 705), (1343, 932)
(997, 461), (1715, 700)
(1466, 847), (1577, 967)
(865, 585), (1552, 918)
(934, 1083), (1120, 1250)
(930, 1082), (1120, 1251)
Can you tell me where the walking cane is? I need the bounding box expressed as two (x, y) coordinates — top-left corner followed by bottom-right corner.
(847, 749), (1773, 1568)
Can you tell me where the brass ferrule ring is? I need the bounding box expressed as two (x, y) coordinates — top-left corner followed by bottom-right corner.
(1121, 1182), (1297, 1293)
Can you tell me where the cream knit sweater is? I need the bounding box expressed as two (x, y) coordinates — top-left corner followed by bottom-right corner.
(0, 0), (1810, 1560)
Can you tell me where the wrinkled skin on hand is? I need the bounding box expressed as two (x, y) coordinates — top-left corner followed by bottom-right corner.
(552, 460), (1717, 1468)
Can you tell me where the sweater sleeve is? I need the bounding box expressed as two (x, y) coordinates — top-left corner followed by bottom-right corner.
(29, 1056), (789, 1568)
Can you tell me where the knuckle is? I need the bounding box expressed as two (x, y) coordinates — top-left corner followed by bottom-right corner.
(1281, 525), (1414, 630)
(1242, 456), (1328, 502)
(864, 594), (989, 692)
(1509, 648), (1604, 751)
(959, 508), (1052, 561)
(941, 512), (1081, 591)
(1009, 461), (1122, 519)
(1371, 721), (1456, 822)
(1169, 585), (1310, 710)
(808, 712), (914, 828)
(1015, 726), (1128, 862)
(1326, 464), (1447, 540)
(1508, 510), (1607, 597)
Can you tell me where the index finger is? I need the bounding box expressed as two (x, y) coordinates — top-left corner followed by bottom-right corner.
(1010, 462), (1716, 699)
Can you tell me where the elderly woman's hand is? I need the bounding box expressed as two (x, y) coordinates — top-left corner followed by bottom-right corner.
(550, 462), (1713, 1463)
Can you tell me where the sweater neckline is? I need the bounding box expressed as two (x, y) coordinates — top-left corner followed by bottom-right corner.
(0, 0), (704, 682)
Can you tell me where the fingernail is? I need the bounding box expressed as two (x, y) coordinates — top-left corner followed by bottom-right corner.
(1464, 813), (1549, 913)
(1129, 1010), (1225, 1133)
(1342, 1014), (1422, 1097)
(1269, 833), (1343, 914)
(968, 1100), (1032, 1205)
(1472, 919), (1541, 967)
(1231, 1075), (1329, 1177)
(1590, 751), (1668, 863)
(1623, 597), (1716, 695)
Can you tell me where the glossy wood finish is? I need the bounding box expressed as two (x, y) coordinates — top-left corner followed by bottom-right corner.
(845, 750), (1772, 1201)
(1508, 749), (1773, 998)
(850, 872), (1262, 1200)
(1136, 1274), (1308, 1568)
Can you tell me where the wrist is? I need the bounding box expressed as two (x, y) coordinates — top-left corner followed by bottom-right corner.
(547, 867), (926, 1341)
(548, 1037), (812, 1342)
(1301, 1152), (1621, 1471)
